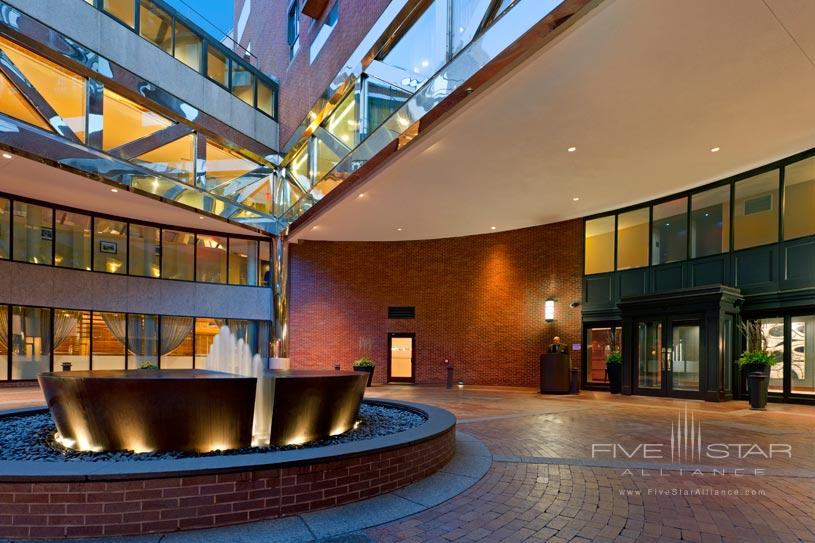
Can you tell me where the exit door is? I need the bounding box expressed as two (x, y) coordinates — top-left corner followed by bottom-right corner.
(388, 333), (415, 383)
(634, 318), (703, 398)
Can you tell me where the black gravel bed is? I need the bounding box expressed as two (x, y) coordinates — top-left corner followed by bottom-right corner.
(0, 402), (426, 462)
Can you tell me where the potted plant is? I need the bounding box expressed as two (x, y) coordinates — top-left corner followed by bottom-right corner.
(606, 351), (622, 394)
(353, 356), (375, 387)
(737, 350), (776, 409)
(139, 361), (158, 370)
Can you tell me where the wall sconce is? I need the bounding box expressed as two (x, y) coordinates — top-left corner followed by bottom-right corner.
(545, 298), (555, 322)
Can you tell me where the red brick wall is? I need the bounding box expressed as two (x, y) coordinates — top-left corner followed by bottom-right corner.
(289, 220), (584, 387)
(0, 428), (454, 539)
(235, 0), (391, 144)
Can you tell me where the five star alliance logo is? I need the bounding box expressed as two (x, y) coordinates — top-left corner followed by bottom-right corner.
(671, 404), (702, 462)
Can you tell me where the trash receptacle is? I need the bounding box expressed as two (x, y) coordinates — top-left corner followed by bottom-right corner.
(748, 371), (767, 410)
(61, 362), (72, 372)
(570, 368), (580, 394)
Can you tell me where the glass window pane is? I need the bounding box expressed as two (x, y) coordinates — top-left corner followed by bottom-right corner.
(139, 0), (173, 54)
(102, 89), (172, 150)
(365, 78), (410, 137)
(128, 224), (160, 277)
(11, 306), (50, 380)
(314, 138), (341, 183)
(748, 318), (784, 393)
(204, 142), (259, 191)
(174, 21), (202, 71)
(92, 312), (126, 370)
(380, 1), (448, 85)
(12, 202), (53, 265)
(586, 327), (615, 384)
(289, 145), (310, 189)
(133, 133), (195, 185)
(160, 316), (194, 369)
(53, 310), (90, 371)
(207, 46), (229, 87)
(791, 316), (815, 395)
(451, 0), (493, 55)
(127, 314), (158, 369)
(229, 238), (258, 286)
(196, 234), (227, 283)
(734, 170), (779, 250)
(257, 80), (275, 117)
(0, 71), (50, 130)
(103, 0), (136, 28)
(651, 197), (687, 265)
(55, 210), (91, 270)
(783, 157), (815, 240)
(259, 241), (271, 286)
(0, 37), (87, 141)
(0, 198), (10, 259)
(93, 218), (126, 274)
(194, 317), (221, 366)
(231, 62), (254, 105)
(325, 90), (357, 146)
(0, 305), (7, 380)
(691, 185), (730, 258)
(161, 229), (194, 280)
(584, 216), (615, 275)
(616, 208), (649, 270)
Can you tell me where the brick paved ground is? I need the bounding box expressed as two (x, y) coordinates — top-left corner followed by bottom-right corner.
(3, 385), (814, 542)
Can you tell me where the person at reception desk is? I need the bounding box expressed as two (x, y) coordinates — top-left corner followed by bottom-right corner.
(547, 336), (569, 353)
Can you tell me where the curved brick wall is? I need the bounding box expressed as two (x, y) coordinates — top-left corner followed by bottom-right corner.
(0, 406), (455, 539)
(289, 220), (584, 387)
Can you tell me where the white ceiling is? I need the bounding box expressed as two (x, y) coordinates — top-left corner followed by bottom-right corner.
(292, 0), (815, 242)
(0, 153), (265, 237)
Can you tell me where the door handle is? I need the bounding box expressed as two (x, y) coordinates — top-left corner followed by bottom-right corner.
(665, 347), (673, 372)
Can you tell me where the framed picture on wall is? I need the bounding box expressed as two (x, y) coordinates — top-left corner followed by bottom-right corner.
(40, 228), (53, 241)
(100, 241), (117, 254)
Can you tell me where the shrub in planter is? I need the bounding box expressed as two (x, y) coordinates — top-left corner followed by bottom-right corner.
(606, 351), (622, 394)
(738, 350), (776, 406)
(353, 356), (375, 387)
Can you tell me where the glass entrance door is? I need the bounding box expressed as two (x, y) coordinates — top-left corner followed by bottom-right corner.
(635, 318), (702, 397)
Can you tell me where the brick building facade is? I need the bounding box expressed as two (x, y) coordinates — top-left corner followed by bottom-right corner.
(289, 220), (584, 387)
(234, 0), (391, 145)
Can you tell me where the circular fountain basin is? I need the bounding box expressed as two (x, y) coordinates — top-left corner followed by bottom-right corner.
(38, 369), (256, 453)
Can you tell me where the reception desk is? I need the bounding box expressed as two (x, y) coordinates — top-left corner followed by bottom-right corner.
(539, 352), (571, 393)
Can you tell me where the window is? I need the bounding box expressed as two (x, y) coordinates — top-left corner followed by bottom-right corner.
(309, 1), (339, 62)
(287, 1), (300, 58)
(127, 314), (158, 369)
(651, 197), (687, 265)
(133, 133), (195, 185)
(616, 208), (649, 270)
(289, 145), (310, 189)
(380, 1), (448, 84)
(161, 229), (194, 281)
(139, 0), (173, 54)
(160, 316), (194, 369)
(129, 224), (160, 277)
(194, 317), (221, 366)
(11, 306), (51, 379)
(364, 78), (410, 138)
(324, 90), (357, 147)
(734, 170), (779, 250)
(584, 216), (615, 275)
(102, 0), (136, 29)
(93, 218), (127, 274)
(791, 315), (815, 395)
(203, 143), (259, 191)
(586, 326), (618, 384)
(231, 62), (255, 106)
(451, 0), (493, 55)
(55, 210), (91, 270)
(0, 37), (88, 142)
(257, 80), (276, 117)
(102, 89), (173, 151)
(53, 310), (90, 371)
(92, 312), (126, 370)
(229, 238), (259, 286)
(0, 198), (10, 259)
(783, 157), (815, 240)
(12, 202), (53, 265)
(259, 241), (271, 286)
(0, 68), (50, 130)
(207, 46), (229, 87)
(174, 20), (202, 71)
(691, 185), (730, 258)
(196, 234), (227, 283)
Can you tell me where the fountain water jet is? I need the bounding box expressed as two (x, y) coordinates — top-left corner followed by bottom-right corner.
(203, 326), (272, 446)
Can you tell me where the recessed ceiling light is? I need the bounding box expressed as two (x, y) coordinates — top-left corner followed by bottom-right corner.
(110, 188), (118, 193)
(572, 197), (580, 201)
(490, 226), (496, 230)
(1, 153), (11, 159)
(396, 227), (403, 232)
(357, 193), (365, 199)
(311, 225), (319, 230)
(710, 147), (720, 153)
(567, 147), (576, 152)
(198, 216), (205, 220)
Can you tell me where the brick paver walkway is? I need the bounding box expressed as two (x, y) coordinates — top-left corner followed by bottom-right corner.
(3, 384), (814, 542)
